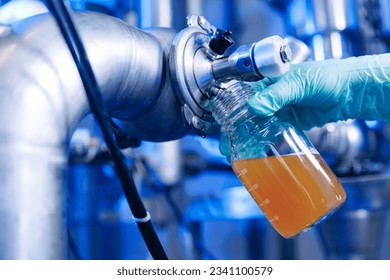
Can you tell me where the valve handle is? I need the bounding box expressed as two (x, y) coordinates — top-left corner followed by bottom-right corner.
(209, 29), (234, 55)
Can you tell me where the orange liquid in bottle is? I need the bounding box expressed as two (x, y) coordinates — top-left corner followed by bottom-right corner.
(232, 152), (346, 238)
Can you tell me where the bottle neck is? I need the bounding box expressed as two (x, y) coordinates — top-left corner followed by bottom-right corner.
(210, 80), (283, 150)
(209, 81), (255, 131)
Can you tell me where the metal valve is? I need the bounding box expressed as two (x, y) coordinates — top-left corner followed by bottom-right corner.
(169, 15), (291, 137)
(212, 35), (292, 82)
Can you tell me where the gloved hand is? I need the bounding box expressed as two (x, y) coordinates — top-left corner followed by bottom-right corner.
(219, 53), (390, 158)
(248, 53), (390, 130)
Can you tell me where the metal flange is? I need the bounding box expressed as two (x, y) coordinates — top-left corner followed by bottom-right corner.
(169, 16), (218, 137)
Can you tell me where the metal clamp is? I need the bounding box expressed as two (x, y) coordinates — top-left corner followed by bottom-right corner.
(169, 15), (218, 137)
(169, 15), (291, 137)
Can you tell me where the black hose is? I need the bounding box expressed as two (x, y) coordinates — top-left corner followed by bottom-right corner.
(67, 230), (83, 260)
(45, 0), (168, 260)
(134, 156), (217, 260)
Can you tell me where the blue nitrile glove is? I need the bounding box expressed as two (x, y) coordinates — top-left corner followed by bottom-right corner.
(219, 53), (390, 158)
(248, 53), (390, 130)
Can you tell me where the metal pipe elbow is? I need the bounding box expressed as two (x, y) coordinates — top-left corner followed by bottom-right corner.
(113, 27), (189, 142)
(0, 11), (185, 259)
(1, 11), (186, 144)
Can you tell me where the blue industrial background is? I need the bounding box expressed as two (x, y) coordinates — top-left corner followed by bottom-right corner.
(1, 0), (390, 260)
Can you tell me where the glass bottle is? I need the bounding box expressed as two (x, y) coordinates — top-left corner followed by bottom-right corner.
(210, 81), (346, 238)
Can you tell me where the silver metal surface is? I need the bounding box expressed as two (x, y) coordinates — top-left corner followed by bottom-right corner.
(212, 36), (291, 82)
(169, 16), (215, 136)
(170, 15), (291, 136)
(252, 35), (291, 78)
(284, 36), (312, 63)
(319, 210), (385, 259)
(114, 27), (188, 142)
(288, 0), (358, 37)
(139, 0), (172, 28)
(305, 121), (366, 175)
(0, 11), (184, 259)
(287, 0), (359, 59)
(0, 0), (48, 24)
(153, 140), (183, 186)
(212, 43), (261, 81)
(318, 173), (390, 259)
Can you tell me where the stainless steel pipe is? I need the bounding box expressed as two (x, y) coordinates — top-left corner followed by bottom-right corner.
(0, 12), (185, 259)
